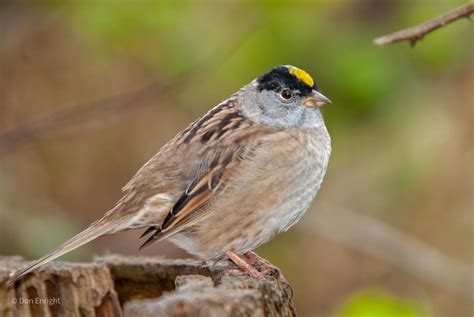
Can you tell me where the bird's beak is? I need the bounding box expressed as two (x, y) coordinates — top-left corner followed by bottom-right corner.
(303, 90), (332, 107)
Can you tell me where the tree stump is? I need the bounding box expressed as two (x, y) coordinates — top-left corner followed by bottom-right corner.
(0, 255), (295, 317)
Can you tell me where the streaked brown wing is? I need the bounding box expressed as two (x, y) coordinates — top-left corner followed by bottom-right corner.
(138, 102), (277, 250)
(138, 145), (244, 250)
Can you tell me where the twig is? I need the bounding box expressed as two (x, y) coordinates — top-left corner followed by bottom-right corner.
(374, 2), (474, 47)
(300, 203), (474, 300)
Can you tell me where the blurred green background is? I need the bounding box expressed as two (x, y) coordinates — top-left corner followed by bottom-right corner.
(0, 0), (472, 316)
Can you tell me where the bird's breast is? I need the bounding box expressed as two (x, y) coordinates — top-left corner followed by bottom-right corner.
(169, 126), (331, 259)
(264, 126), (331, 234)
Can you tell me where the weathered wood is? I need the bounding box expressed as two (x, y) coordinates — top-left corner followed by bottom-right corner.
(123, 274), (293, 317)
(124, 275), (265, 317)
(0, 256), (121, 317)
(96, 255), (225, 305)
(1, 255), (295, 317)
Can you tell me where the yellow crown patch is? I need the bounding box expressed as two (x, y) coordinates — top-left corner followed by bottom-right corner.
(288, 66), (314, 87)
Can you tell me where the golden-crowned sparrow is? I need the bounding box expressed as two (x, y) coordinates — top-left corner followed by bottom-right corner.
(8, 65), (331, 284)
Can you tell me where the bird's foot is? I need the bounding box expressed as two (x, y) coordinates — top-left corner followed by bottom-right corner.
(225, 250), (295, 314)
(243, 251), (295, 314)
(225, 251), (290, 289)
(243, 251), (289, 286)
(225, 250), (265, 279)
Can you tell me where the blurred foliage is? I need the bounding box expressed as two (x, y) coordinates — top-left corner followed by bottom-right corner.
(334, 289), (427, 317)
(1, 0), (473, 316)
(57, 0), (473, 122)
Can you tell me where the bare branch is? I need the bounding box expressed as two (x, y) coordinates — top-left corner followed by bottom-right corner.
(374, 2), (474, 47)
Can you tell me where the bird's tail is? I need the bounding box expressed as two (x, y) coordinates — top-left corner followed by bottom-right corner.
(6, 217), (118, 285)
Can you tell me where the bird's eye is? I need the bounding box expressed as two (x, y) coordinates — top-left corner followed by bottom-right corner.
(280, 89), (293, 101)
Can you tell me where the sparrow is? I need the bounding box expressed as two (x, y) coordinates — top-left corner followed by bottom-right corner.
(8, 65), (331, 284)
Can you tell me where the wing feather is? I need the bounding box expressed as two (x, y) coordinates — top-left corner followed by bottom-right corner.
(138, 103), (276, 250)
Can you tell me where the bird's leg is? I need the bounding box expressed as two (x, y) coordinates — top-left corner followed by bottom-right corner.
(225, 250), (265, 279)
(243, 251), (289, 286)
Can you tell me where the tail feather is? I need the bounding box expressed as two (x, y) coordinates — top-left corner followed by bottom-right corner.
(7, 219), (114, 285)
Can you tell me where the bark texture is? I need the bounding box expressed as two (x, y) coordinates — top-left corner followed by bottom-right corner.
(0, 255), (295, 317)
